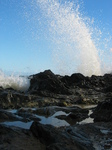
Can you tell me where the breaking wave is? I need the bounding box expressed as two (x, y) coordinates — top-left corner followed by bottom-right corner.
(0, 71), (30, 92)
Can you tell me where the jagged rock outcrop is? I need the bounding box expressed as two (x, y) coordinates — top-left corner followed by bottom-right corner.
(29, 70), (70, 95)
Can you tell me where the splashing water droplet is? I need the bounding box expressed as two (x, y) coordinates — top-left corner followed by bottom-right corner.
(34, 0), (101, 76)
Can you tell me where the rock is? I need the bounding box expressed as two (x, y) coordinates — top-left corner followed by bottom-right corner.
(1, 70), (111, 108)
(91, 99), (112, 122)
(28, 70), (70, 95)
(68, 112), (80, 119)
(75, 122), (112, 150)
(30, 122), (55, 145)
(0, 89), (39, 109)
(57, 101), (68, 107)
(30, 121), (94, 150)
(28, 70), (111, 105)
(56, 107), (88, 125)
(103, 85), (112, 93)
(16, 108), (41, 122)
(34, 105), (88, 120)
(0, 124), (45, 150)
(61, 73), (85, 87)
(104, 143), (111, 149)
(0, 109), (23, 122)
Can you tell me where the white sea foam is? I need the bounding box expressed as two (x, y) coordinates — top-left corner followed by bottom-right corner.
(0, 71), (30, 92)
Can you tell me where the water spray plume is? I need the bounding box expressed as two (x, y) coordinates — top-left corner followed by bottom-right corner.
(35, 0), (101, 76)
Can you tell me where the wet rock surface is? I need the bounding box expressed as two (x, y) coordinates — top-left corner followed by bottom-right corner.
(30, 121), (112, 150)
(30, 121), (95, 150)
(0, 109), (23, 122)
(0, 124), (45, 150)
(0, 70), (112, 149)
(76, 122), (112, 150)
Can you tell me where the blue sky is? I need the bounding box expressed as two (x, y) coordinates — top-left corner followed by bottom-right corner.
(0, 0), (112, 75)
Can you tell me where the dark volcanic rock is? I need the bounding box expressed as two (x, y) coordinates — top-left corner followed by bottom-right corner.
(16, 108), (41, 122)
(0, 124), (45, 150)
(1, 70), (112, 108)
(29, 70), (70, 95)
(103, 85), (112, 93)
(76, 122), (112, 150)
(30, 121), (94, 150)
(0, 109), (23, 122)
(28, 70), (109, 104)
(33, 105), (88, 116)
(91, 99), (112, 122)
(61, 73), (85, 86)
(0, 89), (39, 109)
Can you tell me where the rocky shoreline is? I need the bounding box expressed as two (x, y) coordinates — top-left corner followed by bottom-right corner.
(0, 70), (112, 150)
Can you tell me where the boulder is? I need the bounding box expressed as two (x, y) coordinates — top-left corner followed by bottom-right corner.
(91, 99), (112, 122)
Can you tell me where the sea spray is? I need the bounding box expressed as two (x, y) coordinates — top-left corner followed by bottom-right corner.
(0, 71), (30, 92)
(34, 0), (101, 76)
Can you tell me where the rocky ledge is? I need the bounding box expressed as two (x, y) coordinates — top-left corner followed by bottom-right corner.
(0, 70), (112, 149)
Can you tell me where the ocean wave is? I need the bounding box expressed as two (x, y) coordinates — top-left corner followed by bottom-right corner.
(0, 71), (30, 92)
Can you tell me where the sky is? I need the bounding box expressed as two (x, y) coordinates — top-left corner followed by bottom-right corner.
(0, 0), (112, 75)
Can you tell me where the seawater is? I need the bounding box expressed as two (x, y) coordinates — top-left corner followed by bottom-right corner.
(0, 71), (30, 92)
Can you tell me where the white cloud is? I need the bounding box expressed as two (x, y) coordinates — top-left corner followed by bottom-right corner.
(110, 48), (112, 52)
